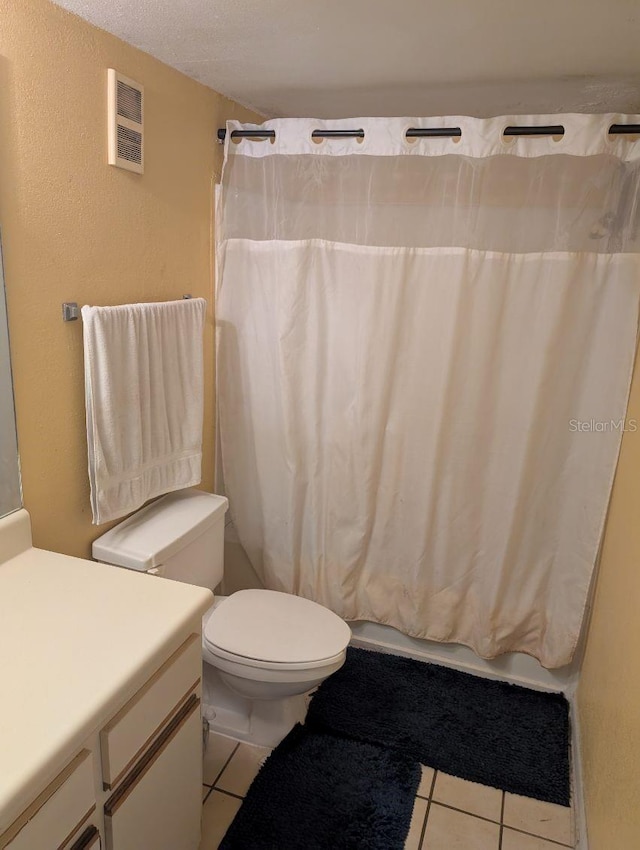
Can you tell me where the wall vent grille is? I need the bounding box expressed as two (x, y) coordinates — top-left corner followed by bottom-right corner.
(117, 125), (142, 164)
(117, 80), (142, 123)
(108, 69), (144, 173)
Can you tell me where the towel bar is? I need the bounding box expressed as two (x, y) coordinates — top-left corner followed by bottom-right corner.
(62, 296), (194, 322)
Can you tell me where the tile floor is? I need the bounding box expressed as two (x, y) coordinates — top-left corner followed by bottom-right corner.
(199, 732), (575, 850)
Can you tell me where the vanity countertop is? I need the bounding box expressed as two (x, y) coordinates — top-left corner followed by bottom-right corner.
(0, 509), (213, 831)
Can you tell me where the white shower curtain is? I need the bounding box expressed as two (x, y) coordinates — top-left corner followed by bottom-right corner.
(216, 115), (640, 668)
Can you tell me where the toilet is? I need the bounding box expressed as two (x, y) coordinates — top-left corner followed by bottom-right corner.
(92, 488), (351, 746)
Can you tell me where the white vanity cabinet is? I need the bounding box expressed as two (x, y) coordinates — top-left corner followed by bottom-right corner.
(0, 518), (213, 850)
(0, 631), (204, 850)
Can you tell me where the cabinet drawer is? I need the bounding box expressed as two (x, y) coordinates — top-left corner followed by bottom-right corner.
(100, 633), (201, 788)
(0, 750), (95, 850)
(104, 694), (202, 850)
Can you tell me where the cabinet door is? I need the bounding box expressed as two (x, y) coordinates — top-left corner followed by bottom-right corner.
(104, 695), (201, 850)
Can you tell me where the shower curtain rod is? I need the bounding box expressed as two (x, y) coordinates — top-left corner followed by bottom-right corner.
(217, 124), (640, 142)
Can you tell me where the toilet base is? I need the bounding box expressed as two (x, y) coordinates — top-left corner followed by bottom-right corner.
(202, 661), (310, 748)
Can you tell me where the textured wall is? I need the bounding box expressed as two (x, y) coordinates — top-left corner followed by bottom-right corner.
(578, 343), (640, 849)
(0, 0), (261, 557)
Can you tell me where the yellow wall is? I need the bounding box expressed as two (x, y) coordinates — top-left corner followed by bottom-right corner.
(0, 0), (261, 557)
(578, 345), (640, 849)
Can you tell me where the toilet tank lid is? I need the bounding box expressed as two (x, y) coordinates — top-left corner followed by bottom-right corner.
(92, 488), (229, 571)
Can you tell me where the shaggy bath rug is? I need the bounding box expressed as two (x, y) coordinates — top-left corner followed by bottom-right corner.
(219, 724), (421, 849)
(307, 647), (571, 806)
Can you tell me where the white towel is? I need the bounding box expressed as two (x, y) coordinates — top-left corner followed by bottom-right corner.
(82, 298), (207, 524)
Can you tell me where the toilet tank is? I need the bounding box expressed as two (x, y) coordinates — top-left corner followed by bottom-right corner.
(92, 488), (229, 591)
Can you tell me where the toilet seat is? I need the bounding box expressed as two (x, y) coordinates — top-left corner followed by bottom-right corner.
(204, 641), (347, 673)
(203, 589), (351, 670)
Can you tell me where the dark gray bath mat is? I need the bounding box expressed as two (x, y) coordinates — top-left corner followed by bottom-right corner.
(219, 724), (421, 849)
(307, 647), (571, 806)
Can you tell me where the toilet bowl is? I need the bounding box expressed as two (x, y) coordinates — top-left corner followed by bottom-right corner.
(202, 590), (350, 698)
(92, 489), (351, 747)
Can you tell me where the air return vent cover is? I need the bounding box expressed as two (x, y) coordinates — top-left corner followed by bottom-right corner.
(107, 69), (144, 173)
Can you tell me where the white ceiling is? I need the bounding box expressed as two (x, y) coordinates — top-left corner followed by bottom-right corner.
(54, 0), (640, 119)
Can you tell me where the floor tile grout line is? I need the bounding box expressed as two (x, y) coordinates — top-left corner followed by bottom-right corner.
(501, 825), (574, 848)
(212, 787), (246, 802)
(427, 800), (503, 826)
(210, 741), (240, 789)
(418, 770), (438, 850)
(498, 791), (505, 850)
(202, 784), (214, 805)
